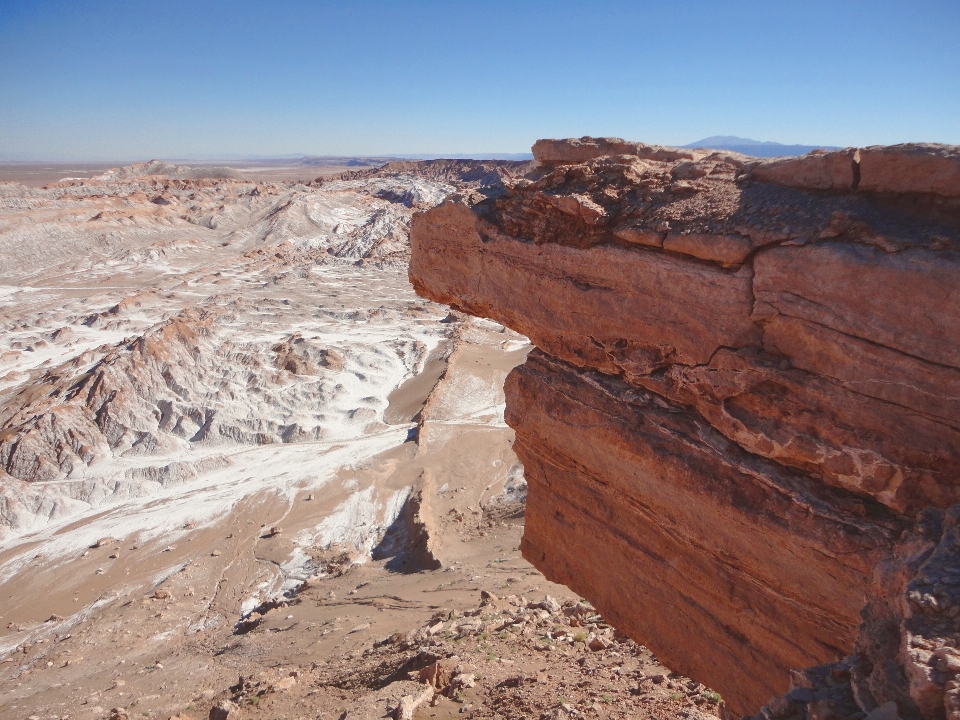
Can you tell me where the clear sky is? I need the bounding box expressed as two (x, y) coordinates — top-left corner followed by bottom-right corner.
(1, 0), (958, 160)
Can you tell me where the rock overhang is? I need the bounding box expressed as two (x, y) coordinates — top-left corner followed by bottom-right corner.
(409, 136), (960, 717)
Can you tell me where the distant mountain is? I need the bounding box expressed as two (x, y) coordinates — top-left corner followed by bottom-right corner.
(683, 136), (840, 158)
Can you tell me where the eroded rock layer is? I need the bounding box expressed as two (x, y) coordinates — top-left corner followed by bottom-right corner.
(510, 350), (906, 713)
(409, 137), (960, 715)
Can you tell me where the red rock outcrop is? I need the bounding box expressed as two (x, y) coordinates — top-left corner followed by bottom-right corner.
(409, 137), (960, 716)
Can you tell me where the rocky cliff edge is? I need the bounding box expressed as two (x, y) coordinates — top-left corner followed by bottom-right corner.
(408, 136), (960, 718)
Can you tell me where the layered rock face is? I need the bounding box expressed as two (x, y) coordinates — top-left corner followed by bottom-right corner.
(409, 137), (960, 716)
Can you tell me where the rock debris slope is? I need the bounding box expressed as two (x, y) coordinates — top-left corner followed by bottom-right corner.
(409, 136), (960, 716)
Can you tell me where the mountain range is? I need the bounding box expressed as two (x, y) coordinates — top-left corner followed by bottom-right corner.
(683, 135), (840, 157)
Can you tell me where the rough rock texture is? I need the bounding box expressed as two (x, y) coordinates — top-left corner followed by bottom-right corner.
(857, 144), (960, 196)
(756, 507), (960, 720)
(532, 137), (696, 164)
(507, 351), (905, 713)
(751, 149), (858, 190)
(409, 137), (960, 715)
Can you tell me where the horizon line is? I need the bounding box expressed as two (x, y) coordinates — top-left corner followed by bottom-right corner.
(0, 152), (538, 164)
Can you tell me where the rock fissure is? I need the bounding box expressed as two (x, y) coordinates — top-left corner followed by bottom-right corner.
(852, 151), (862, 191)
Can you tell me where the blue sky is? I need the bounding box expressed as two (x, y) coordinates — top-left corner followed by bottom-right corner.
(1, 0), (957, 160)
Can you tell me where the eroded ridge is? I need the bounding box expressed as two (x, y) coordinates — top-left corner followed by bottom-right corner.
(409, 136), (960, 716)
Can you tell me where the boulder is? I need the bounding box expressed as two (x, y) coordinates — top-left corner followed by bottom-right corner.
(532, 136), (694, 164)
(209, 701), (239, 720)
(752, 149), (858, 191)
(858, 143), (960, 196)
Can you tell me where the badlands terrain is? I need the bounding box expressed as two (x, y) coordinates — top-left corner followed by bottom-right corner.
(0, 158), (719, 719)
